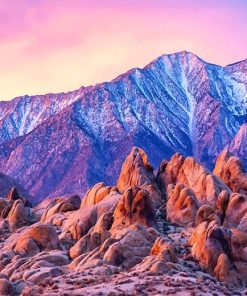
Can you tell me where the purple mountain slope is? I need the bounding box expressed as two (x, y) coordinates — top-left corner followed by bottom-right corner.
(0, 171), (32, 199)
(0, 51), (246, 202)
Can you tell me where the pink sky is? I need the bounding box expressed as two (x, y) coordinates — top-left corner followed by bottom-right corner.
(0, 0), (247, 100)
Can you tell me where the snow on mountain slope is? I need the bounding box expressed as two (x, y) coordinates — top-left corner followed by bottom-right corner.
(0, 51), (246, 201)
(0, 87), (85, 143)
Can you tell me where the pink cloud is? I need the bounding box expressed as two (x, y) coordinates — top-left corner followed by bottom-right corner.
(0, 0), (247, 100)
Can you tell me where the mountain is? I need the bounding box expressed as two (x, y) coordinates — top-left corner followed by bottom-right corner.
(0, 171), (32, 199)
(0, 51), (246, 201)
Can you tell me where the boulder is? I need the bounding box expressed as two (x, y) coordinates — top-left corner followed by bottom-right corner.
(13, 223), (60, 257)
(195, 205), (220, 227)
(190, 221), (232, 273)
(40, 200), (78, 223)
(104, 224), (157, 269)
(81, 183), (112, 207)
(34, 195), (80, 222)
(158, 153), (185, 190)
(62, 191), (121, 241)
(0, 199), (9, 217)
(214, 253), (231, 281)
(150, 237), (177, 262)
(69, 231), (110, 260)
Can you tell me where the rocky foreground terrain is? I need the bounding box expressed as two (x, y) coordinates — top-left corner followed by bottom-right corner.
(0, 147), (246, 295)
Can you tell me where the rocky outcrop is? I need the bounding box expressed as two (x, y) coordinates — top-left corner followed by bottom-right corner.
(214, 148), (247, 195)
(104, 224), (157, 269)
(160, 154), (231, 206)
(223, 193), (247, 230)
(111, 186), (157, 232)
(81, 183), (113, 207)
(117, 147), (162, 208)
(13, 223), (60, 257)
(6, 188), (20, 202)
(40, 196), (80, 224)
(0, 147), (246, 295)
(7, 200), (30, 231)
(166, 183), (199, 226)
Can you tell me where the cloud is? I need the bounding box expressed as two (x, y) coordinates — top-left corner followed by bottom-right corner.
(0, 0), (247, 100)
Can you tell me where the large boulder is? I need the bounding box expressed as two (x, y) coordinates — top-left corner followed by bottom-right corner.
(133, 237), (178, 274)
(69, 212), (113, 260)
(158, 153), (185, 190)
(81, 183), (113, 207)
(13, 223), (60, 257)
(190, 219), (247, 284)
(6, 187), (20, 202)
(190, 221), (232, 273)
(34, 195), (80, 222)
(40, 199), (80, 224)
(195, 205), (220, 227)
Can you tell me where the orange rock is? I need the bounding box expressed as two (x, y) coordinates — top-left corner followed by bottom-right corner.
(190, 221), (232, 272)
(6, 187), (20, 201)
(14, 223), (60, 257)
(81, 182), (112, 207)
(223, 193), (247, 229)
(162, 154), (231, 206)
(7, 200), (30, 231)
(214, 148), (247, 194)
(150, 237), (177, 262)
(117, 147), (162, 208)
(195, 205), (220, 227)
(166, 183), (199, 226)
(158, 153), (185, 189)
(111, 186), (157, 232)
(214, 253), (230, 281)
(0, 199), (9, 217)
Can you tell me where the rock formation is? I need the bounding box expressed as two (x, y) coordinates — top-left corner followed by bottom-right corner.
(0, 147), (245, 295)
(214, 148), (247, 195)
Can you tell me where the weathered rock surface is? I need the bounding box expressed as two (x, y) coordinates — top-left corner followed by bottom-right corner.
(117, 147), (163, 208)
(81, 183), (113, 207)
(7, 200), (30, 231)
(111, 186), (157, 231)
(161, 154), (231, 206)
(0, 147), (246, 295)
(166, 183), (199, 226)
(214, 148), (247, 195)
(0, 278), (14, 296)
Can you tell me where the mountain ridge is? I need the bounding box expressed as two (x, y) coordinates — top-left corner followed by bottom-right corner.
(0, 51), (246, 201)
(1, 50), (247, 103)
